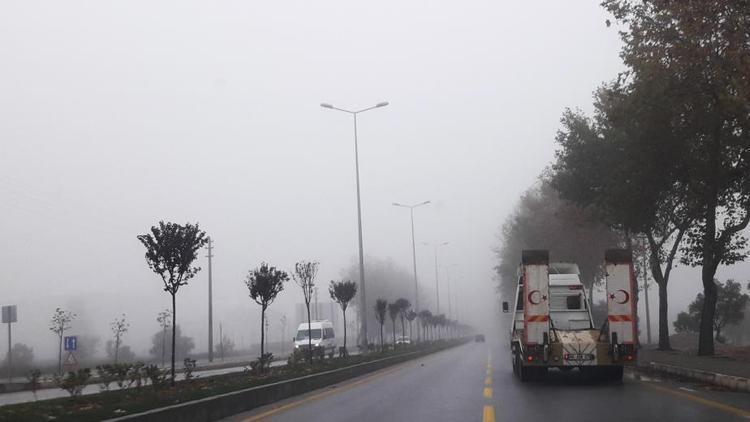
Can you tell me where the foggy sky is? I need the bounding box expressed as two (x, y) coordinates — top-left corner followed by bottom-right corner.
(1, 1), (747, 360)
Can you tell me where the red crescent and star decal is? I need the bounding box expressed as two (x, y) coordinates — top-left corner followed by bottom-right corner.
(609, 289), (630, 304)
(527, 290), (547, 305)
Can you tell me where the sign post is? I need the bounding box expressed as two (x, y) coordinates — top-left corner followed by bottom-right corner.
(63, 336), (78, 371)
(2, 305), (17, 383)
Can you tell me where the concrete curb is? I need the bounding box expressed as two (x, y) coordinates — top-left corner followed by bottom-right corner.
(643, 361), (750, 393)
(106, 344), (461, 422)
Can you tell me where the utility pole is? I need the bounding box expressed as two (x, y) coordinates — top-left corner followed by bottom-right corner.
(424, 242), (449, 314)
(219, 323), (224, 361)
(207, 237), (214, 362)
(434, 249), (440, 313)
(444, 267), (452, 319)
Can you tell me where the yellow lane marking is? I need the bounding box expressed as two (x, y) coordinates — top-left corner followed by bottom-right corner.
(483, 387), (493, 398)
(241, 362), (411, 422)
(644, 382), (750, 419)
(483, 405), (496, 422)
(485, 376), (492, 386)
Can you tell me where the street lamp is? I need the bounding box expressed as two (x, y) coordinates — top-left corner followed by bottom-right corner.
(392, 200), (431, 314)
(321, 101), (389, 347)
(422, 241), (449, 313)
(441, 264), (459, 319)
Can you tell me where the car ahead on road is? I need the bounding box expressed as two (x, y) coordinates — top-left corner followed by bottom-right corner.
(474, 334), (485, 342)
(395, 336), (411, 345)
(293, 320), (337, 358)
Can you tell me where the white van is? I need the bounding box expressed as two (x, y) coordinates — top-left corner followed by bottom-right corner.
(293, 320), (337, 358)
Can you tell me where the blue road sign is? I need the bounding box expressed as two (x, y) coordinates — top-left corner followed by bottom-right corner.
(64, 336), (77, 351)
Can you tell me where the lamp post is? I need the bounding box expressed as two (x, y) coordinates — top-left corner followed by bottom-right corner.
(442, 264), (458, 319)
(423, 241), (449, 313)
(392, 201), (430, 313)
(321, 101), (389, 347)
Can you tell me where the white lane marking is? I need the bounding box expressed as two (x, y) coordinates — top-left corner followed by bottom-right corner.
(679, 387), (697, 393)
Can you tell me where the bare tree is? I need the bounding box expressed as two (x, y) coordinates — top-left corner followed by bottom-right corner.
(49, 308), (75, 374)
(292, 260), (319, 363)
(137, 221), (208, 385)
(245, 262), (288, 362)
(329, 280), (358, 356)
(156, 309), (171, 367)
(109, 314), (129, 364)
(375, 299), (388, 352)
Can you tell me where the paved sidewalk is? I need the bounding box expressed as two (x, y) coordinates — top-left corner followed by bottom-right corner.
(639, 348), (750, 379)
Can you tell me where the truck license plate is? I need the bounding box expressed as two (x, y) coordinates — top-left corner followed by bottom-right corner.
(566, 353), (594, 361)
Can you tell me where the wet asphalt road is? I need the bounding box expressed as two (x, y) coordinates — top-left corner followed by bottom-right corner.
(224, 338), (750, 422)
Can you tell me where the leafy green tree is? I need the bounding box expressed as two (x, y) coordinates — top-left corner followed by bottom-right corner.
(137, 221), (208, 384)
(395, 298), (411, 341)
(292, 260), (319, 363)
(374, 299), (388, 352)
(603, 0), (750, 357)
(49, 308), (75, 374)
(245, 262), (288, 360)
(552, 94), (692, 350)
(329, 280), (358, 355)
(674, 280), (750, 343)
(495, 182), (621, 299)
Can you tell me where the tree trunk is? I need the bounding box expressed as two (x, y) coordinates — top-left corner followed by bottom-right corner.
(380, 323), (384, 352)
(657, 279), (671, 350)
(57, 332), (63, 374)
(306, 304), (312, 363)
(342, 310), (347, 352)
(171, 293), (177, 386)
(161, 326), (166, 367)
(698, 272), (718, 355)
(391, 319), (396, 349)
(698, 194), (718, 356)
(401, 317), (406, 342)
(114, 335), (120, 364)
(260, 304), (266, 358)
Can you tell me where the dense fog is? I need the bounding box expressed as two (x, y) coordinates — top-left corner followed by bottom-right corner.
(1, 1), (748, 368)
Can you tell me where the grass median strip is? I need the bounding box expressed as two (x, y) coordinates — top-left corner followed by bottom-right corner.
(0, 340), (467, 422)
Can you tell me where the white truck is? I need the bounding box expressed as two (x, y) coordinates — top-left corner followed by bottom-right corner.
(503, 249), (638, 381)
